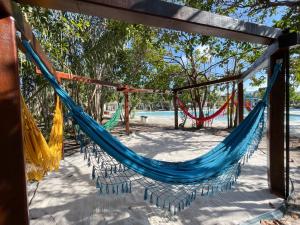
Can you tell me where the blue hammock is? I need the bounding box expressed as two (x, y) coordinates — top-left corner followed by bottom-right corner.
(22, 40), (281, 212)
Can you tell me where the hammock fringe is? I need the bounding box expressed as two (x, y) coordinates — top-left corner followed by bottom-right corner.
(21, 39), (281, 214)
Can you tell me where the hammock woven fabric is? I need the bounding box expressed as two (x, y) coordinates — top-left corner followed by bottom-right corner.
(22, 96), (63, 180)
(102, 101), (122, 131)
(23, 40), (281, 213)
(176, 92), (235, 124)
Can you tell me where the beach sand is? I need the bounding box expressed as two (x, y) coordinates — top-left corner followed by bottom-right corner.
(27, 117), (300, 225)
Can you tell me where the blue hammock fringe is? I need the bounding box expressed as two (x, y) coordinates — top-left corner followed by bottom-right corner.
(22, 40), (281, 214)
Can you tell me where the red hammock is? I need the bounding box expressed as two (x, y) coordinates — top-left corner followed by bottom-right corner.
(233, 100), (252, 112)
(176, 92), (235, 124)
(245, 100), (252, 112)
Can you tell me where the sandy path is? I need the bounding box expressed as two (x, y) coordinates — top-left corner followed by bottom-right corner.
(27, 124), (292, 225)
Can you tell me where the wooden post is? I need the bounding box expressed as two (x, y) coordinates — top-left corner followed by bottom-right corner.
(284, 48), (290, 199)
(238, 81), (244, 124)
(173, 91), (178, 129)
(124, 86), (130, 135)
(268, 49), (287, 198)
(0, 16), (29, 225)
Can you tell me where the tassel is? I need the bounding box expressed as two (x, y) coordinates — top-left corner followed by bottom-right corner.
(92, 166), (95, 180)
(84, 149), (87, 160)
(106, 184), (109, 194)
(80, 142), (83, 153)
(144, 188), (148, 200)
(87, 155), (91, 167)
(99, 184), (103, 194)
(96, 177), (100, 188)
(150, 193), (153, 204)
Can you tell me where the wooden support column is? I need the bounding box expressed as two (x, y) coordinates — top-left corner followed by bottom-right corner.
(284, 48), (290, 199)
(268, 49), (287, 198)
(0, 16), (29, 225)
(124, 86), (130, 135)
(238, 81), (244, 124)
(173, 91), (178, 129)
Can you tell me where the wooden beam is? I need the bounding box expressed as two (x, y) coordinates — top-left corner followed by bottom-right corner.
(284, 47), (290, 200)
(11, 2), (56, 75)
(117, 86), (170, 94)
(36, 69), (121, 88)
(237, 81), (244, 124)
(0, 15), (29, 225)
(37, 69), (170, 94)
(268, 49), (287, 198)
(223, 31), (299, 81)
(0, 0), (13, 17)
(173, 75), (240, 92)
(15, 0), (281, 45)
(240, 42), (279, 80)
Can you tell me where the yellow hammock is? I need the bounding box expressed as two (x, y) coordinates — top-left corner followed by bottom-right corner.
(21, 96), (63, 181)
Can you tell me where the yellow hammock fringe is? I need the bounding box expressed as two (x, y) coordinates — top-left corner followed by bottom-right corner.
(21, 96), (63, 181)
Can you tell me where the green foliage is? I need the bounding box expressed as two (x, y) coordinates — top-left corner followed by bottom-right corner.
(19, 0), (300, 129)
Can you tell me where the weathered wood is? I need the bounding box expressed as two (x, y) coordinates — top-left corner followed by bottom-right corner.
(37, 69), (170, 94)
(16, 0), (281, 44)
(239, 32), (298, 80)
(0, 15), (29, 225)
(238, 82), (244, 124)
(173, 75), (240, 92)
(284, 48), (290, 199)
(11, 2), (56, 75)
(36, 69), (121, 88)
(268, 49), (287, 198)
(241, 42), (279, 80)
(117, 86), (170, 94)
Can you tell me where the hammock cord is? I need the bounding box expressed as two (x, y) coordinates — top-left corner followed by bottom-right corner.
(22, 95), (63, 180)
(176, 91), (235, 123)
(22, 39), (282, 213)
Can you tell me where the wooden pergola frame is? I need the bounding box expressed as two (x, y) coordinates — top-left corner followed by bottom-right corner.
(35, 69), (170, 135)
(0, 1), (299, 224)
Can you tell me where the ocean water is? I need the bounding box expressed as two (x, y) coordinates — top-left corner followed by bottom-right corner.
(136, 109), (300, 122)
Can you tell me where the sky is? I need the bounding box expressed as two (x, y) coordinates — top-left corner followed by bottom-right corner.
(177, 6), (292, 94)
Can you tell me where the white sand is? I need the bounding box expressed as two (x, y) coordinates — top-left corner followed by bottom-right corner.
(27, 117), (300, 225)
